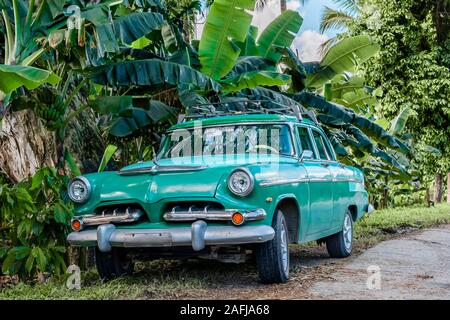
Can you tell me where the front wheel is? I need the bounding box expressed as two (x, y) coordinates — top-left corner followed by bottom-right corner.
(255, 210), (289, 284)
(95, 247), (134, 280)
(326, 210), (353, 258)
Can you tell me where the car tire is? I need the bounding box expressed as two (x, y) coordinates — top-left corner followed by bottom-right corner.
(95, 247), (134, 280)
(256, 209), (289, 284)
(326, 210), (353, 258)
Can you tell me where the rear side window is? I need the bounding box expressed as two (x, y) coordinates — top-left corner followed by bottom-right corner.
(297, 127), (314, 154)
(312, 130), (330, 160)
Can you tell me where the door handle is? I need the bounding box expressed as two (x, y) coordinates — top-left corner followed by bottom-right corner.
(321, 163), (329, 168)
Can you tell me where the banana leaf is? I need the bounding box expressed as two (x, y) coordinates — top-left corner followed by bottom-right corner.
(92, 96), (177, 137)
(89, 59), (221, 92)
(114, 12), (165, 44)
(293, 92), (410, 154)
(331, 76), (366, 99)
(389, 107), (417, 135)
(257, 10), (303, 63)
(305, 35), (380, 88)
(339, 126), (408, 173)
(239, 25), (260, 57)
(220, 71), (291, 93)
(224, 56), (275, 79)
(0, 64), (60, 95)
(198, 0), (255, 80)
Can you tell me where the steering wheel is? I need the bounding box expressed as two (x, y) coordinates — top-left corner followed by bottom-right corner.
(248, 145), (279, 154)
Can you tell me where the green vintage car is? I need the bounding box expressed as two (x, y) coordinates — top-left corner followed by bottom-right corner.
(67, 112), (370, 283)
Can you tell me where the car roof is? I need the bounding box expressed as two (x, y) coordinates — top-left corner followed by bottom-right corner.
(169, 114), (318, 130)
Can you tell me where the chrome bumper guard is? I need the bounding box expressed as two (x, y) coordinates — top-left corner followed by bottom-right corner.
(163, 208), (266, 223)
(67, 221), (275, 252)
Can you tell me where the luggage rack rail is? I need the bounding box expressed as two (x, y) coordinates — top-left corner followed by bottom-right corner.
(180, 99), (317, 123)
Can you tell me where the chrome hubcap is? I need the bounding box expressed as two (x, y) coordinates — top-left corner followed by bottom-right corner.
(280, 222), (289, 274)
(343, 214), (352, 252)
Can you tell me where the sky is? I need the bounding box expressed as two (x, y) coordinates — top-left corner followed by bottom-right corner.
(195, 0), (341, 62)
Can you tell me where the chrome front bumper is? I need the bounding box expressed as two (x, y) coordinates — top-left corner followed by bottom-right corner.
(67, 221), (275, 252)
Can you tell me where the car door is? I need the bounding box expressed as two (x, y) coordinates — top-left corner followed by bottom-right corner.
(320, 137), (356, 228)
(298, 126), (334, 235)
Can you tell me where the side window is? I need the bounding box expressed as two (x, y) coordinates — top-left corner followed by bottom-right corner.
(323, 137), (336, 161)
(297, 126), (314, 154)
(311, 130), (330, 160)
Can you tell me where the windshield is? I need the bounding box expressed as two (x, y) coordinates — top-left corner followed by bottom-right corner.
(158, 124), (295, 159)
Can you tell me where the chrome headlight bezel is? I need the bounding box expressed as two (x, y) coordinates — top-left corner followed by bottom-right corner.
(227, 168), (254, 197)
(68, 176), (91, 204)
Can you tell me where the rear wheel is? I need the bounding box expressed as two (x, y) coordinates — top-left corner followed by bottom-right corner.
(326, 210), (353, 258)
(95, 247), (134, 280)
(256, 210), (289, 284)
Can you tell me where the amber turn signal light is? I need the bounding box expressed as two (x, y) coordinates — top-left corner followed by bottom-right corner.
(71, 219), (82, 231)
(231, 212), (245, 226)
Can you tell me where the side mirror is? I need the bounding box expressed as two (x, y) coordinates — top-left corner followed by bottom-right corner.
(299, 150), (313, 162)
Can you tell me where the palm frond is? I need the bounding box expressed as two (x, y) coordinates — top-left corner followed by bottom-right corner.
(334, 0), (360, 15)
(320, 6), (354, 33)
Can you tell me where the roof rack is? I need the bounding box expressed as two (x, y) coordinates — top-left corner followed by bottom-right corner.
(181, 99), (317, 123)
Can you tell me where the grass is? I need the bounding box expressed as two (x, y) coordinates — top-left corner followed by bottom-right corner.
(1, 204), (449, 300)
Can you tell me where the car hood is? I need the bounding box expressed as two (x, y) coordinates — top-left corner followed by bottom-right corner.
(85, 155), (284, 204)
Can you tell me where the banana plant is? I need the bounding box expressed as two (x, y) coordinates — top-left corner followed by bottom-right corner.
(0, 0), (62, 115)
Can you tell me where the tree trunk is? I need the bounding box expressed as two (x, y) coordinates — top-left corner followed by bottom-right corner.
(447, 172), (450, 204)
(434, 173), (443, 204)
(0, 110), (56, 183)
(280, 0), (287, 12)
(0, 109), (104, 183)
(425, 188), (431, 206)
(183, 17), (191, 44)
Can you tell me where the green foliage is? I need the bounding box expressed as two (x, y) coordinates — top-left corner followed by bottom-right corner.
(305, 35), (380, 88)
(91, 96), (177, 137)
(257, 10), (303, 63)
(199, 0), (256, 79)
(90, 59), (221, 92)
(98, 145), (119, 172)
(0, 168), (73, 279)
(0, 65), (60, 95)
(349, 0), (450, 177)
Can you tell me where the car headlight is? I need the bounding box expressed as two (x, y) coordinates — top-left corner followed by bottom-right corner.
(68, 177), (91, 203)
(227, 168), (254, 197)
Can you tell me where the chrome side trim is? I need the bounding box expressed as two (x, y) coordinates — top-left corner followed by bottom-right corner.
(333, 178), (363, 183)
(259, 178), (309, 187)
(67, 224), (275, 250)
(308, 178), (331, 183)
(259, 177), (362, 187)
(119, 164), (208, 175)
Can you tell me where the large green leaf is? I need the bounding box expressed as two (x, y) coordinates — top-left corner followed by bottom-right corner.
(389, 107), (417, 135)
(331, 76), (366, 99)
(220, 71), (291, 93)
(239, 25), (260, 56)
(224, 56), (275, 79)
(92, 96), (177, 137)
(198, 0), (255, 80)
(258, 10), (303, 63)
(0, 64), (60, 95)
(90, 59), (221, 92)
(98, 144), (118, 172)
(293, 92), (409, 154)
(305, 35), (380, 88)
(114, 12), (164, 44)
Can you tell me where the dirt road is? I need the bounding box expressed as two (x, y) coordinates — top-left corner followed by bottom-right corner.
(158, 225), (450, 300)
(308, 225), (450, 299)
